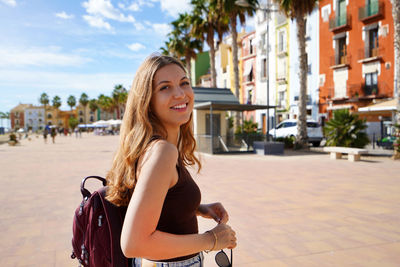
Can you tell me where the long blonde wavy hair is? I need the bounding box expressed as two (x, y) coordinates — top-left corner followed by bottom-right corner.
(106, 54), (201, 206)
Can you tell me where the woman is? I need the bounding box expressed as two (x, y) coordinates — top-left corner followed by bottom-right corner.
(106, 54), (237, 267)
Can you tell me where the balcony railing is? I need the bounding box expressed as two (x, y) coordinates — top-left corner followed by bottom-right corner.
(329, 14), (351, 32)
(362, 83), (378, 96)
(359, 1), (384, 22)
(330, 54), (351, 68)
(358, 47), (384, 61)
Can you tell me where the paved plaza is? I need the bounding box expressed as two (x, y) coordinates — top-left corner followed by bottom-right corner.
(0, 134), (399, 267)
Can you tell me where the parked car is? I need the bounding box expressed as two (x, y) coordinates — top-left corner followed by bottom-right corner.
(268, 119), (324, 147)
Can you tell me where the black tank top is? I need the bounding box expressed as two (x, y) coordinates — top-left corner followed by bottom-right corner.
(155, 158), (202, 261)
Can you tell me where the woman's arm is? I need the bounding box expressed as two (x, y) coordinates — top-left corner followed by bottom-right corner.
(120, 140), (223, 260)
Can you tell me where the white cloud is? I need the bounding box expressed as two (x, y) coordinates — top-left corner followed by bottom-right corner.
(55, 11), (74, 19)
(83, 15), (113, 30)
(127, 43), (145, 52)
(158, 0), (191, 17)
(82, 0), (135, 23)
(0, 46), (91, 67)
(152, 23), (172, 37)
(127, 3), (140, 11)
(0, 0), (16, 7)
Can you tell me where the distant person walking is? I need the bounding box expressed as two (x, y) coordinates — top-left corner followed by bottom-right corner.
(43, 129), (48, 144)
(51, 128), (57, 144)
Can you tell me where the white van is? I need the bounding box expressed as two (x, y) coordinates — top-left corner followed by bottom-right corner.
(268, 119), (324, 147)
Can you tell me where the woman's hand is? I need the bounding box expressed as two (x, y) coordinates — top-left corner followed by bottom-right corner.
(207, 224), (237, 250)
(197, 202), (229, 224)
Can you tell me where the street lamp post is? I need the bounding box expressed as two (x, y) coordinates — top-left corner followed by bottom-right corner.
(235, 0), (277, 141)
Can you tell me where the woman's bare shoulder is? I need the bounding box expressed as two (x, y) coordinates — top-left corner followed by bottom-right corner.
(140, 139), (178, 167)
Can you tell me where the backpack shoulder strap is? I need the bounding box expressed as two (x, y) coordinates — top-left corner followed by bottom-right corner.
(99, 187), (130, 267)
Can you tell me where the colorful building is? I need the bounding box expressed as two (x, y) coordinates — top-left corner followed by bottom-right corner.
(318, 0), (394, 137)
(254, 0), (277, 134)
(241, 31), (257, 110)
(10, 104), (31, 130)
(275, 11), (291, 123)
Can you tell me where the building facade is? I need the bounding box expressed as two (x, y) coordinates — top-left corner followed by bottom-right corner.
(254, 0), (277, 134)
(318, 0), (394, 136)
(24, 107), (45, 132)
(10, 104), (31, 130)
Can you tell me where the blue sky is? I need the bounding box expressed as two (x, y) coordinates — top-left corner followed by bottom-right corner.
(0, 0), (197, 113)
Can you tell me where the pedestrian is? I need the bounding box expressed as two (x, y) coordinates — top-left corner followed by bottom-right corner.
(74, 127), (78, 138)
(50, 127), (56, 144)
(43, 129), (48, 144)
(106, 54), (236, 267)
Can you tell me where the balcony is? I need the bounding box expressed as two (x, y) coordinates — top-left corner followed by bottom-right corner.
(359, 1), (384, 23)
(330, 54), (351, 69)
(362, 83), (378, 96)
(358, 47), (384, 63)
(329, 14), (351, 32)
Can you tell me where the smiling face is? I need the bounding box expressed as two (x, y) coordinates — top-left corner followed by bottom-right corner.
(150, 63), (194, 133)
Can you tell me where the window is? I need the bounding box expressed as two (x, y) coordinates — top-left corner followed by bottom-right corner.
(336, 36), (347, 65)
(79, 118), (83, 123)
(249, 39), (254, 54)
(247, 89), (253, 104)
(278, 91), (286, 107)
(365, 72), (378, 95)
(278, 30), (286, 53)
(262, 58), (267, 78)
(90, 116), (94, 122)
(337, 0), (347, 26)
(79, 110), (83, 116)
(248, 68), (253, 82)
(261, 32), (266, 49)
(367, 27), (379, 57)
(47, 113), (52, 119)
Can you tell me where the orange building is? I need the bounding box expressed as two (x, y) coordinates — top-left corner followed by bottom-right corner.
(318, 0), (394, 123)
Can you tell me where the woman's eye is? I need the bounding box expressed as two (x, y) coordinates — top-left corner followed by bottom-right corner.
(181, 81), (190, 86)
(160, 85), (169, 91)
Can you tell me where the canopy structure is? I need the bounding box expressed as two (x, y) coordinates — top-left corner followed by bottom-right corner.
(358, 99), (397, 113)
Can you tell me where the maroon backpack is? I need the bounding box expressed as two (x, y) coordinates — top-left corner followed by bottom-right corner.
(71, 176), (131, 267)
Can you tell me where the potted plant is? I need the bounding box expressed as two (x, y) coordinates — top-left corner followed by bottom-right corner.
(8, 133), (18, 146)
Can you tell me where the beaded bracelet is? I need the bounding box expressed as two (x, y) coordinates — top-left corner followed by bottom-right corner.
(204, 230), (217, 253)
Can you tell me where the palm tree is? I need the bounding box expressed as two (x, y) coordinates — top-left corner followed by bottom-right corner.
(88, 99), (98, 122)
(169, 12), (204, 77)
(273, 0), (319, 147)
(112, 85), (127, 119)
(97, 94), (113, 120)
(191, 0), (228, 87)
(160, 40), (172, 56)
(67, 95), (77, 112)
(39, 92), (49, 125)
(79, 93), (89, 124)
(224, 0), (258, 101)
(52, 95), (62, 126)
(0, 112), (10, 129)
(324, 109), (369, 148)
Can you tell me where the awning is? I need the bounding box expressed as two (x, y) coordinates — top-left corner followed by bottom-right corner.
(358, 99), (397, 112)
(243, 59), (254, 76)
(326, 104), (352, 110)
(194, 101), (274, 111)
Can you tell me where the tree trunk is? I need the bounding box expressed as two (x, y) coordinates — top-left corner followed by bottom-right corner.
(208, 28), (217, 88)
(296, 14), (308, 147)
(393, 0), (400, 124)
(185, 56), (192, 82)
(230, 14), (241, 130)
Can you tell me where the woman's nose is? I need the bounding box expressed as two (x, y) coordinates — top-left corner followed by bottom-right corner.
(173, 86), (185, 98)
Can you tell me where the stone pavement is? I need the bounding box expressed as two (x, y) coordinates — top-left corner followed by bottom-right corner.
(0, 134), (399, 267)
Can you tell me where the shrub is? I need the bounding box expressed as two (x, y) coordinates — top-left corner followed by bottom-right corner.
(324, 109), (369, 148)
